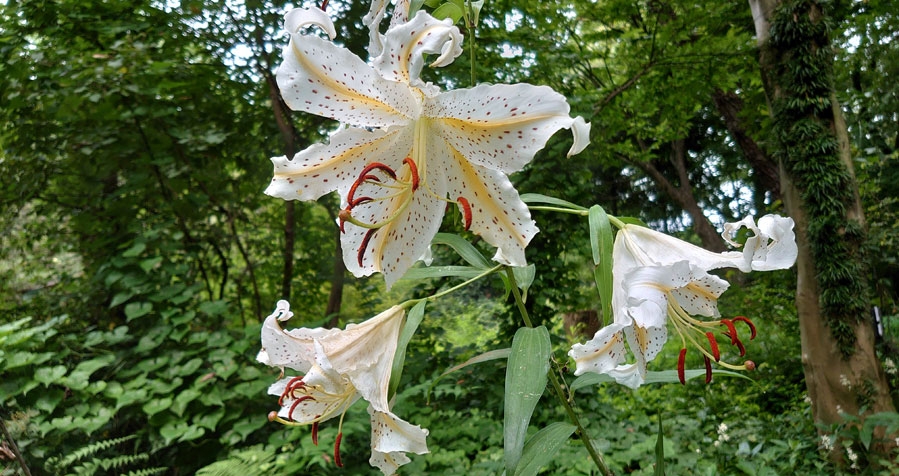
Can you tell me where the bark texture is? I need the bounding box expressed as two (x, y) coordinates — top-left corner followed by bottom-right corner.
(748, 0), (895, 441)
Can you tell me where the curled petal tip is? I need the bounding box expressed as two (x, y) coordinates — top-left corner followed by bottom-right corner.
(285, 7), (337, 40)
(566, 116), (591, 157)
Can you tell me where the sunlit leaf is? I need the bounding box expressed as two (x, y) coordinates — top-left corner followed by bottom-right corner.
(505, 326), (551, 474)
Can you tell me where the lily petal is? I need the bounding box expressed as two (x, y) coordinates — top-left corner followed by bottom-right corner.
(278, 8), (416, 128)
(369, 406), (430, 475)
(371, 11), (462, 88)
(569, 322), (628, 376)
(426, 83), (580, 174)
(437, 147), (537, 267)
(266, 126), (412, 202)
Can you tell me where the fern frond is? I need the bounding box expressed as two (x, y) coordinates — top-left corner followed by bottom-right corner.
(46, 434), (138, 470)
(123, 467), (167, 476)
(195, 447), (276, 476)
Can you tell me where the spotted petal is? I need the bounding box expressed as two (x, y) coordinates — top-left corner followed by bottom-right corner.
(371, 11), (463, 89)
(437, 146), (538, 267)
(569, 321), (628, 376)
(266, 126), (412, 202)
(278, 8), (417, 128)
(369, 406), (430, 475)
(426, 83), (589, 174)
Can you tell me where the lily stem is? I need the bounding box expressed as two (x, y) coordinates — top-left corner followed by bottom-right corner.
(467, 0), (476, 86)
(504, 268), (611, 476)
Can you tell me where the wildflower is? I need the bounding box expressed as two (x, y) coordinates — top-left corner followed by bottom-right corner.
(819, 434), (834, 451)
(266, 8), (590, 288)
(258, 301), (428, 475)
(840, 374), (851, 388)
(569, 215), (797, 388)
(717, 422), (730, 442)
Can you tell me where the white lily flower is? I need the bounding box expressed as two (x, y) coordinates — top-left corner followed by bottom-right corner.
(266, 8), (591, 288)
(569, 215), (797, 388)
(258, 301), (428, 475)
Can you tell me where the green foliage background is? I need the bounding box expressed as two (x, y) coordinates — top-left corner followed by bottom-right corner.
(1, 0), (898, 474)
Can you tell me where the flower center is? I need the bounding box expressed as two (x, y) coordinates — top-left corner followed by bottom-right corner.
(663, 293), (757, 384)
(268, 375), (357, 467)
(339, 118), (473, 265)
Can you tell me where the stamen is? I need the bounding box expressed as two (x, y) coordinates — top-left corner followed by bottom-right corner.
(677, 348), (687, 385)
(268, 411), (278, 422)
(733, 316), (757, 340)
(457, 197), (472, 230)
(403, 157), (420, 191)
(704, 356), (713, 383)
(733, 337), (746, 357)
(288, 395), (316, 420)
(705, 332), (720, 362)
(312, 421), (319, 446)
(334, 432), (344, 467)
(279, 376), (306, 405)
(357, 229), (377, 267)
(720, 319), (739, 345)
(320, 0), (329, 11)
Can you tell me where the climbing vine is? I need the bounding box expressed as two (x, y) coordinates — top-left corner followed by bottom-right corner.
(765, 0), (868, 355)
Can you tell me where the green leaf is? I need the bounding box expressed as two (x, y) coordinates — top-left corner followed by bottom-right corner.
(402, 265), (486, 281)
(432, 233), (491, 268)
(514, 422), (576, 476)
(520, 193), (588, 211)
(389, 301), (426, 400)
(143, 397), (173, 417)
(512, 264), (536, 302)
(504, 326), (551, 474)
(35, 365), (67, 385)
(109, 291), (134, 308)
(570, 368), (753, 391)
(124, 301), (153, 321)
(588, 205), (614, 325)
(121, 242), (146, 257)
(432, 2), (465, 23)
(139, 256), (163, 272)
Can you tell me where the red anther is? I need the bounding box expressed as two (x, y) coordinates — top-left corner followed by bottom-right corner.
(357, 229), (377, 267)
(733, 316), (757, 340)
(349, 196), (374, 208)
(320, 0), (329, 11)
(734, 337), (746, 357)
(334, 432), (344, 467)
(744, 360), (756, 371)
(704, 356), (713, 383)
(677, 348), (687, 385)
(705, 332), (720, 362)
(403, 157), (420, 191)
(287, 395), (316, 420)
(279, 376), (306, 406)
(720, 319), (739, 345)
(312, 421), (320, 446)
(360, 162), (397, 180)
(457, 197), (472, 230)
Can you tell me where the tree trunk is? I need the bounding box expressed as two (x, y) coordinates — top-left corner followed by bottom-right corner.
(748, 0), (896, 451)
